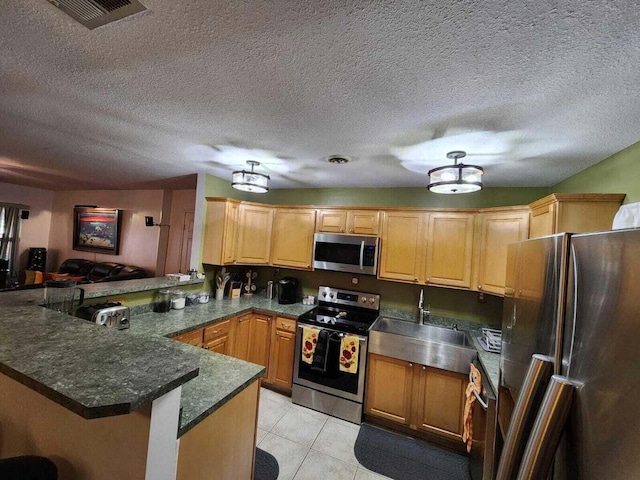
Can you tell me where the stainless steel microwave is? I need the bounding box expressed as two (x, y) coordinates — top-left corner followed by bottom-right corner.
(312, 233), (379, 275)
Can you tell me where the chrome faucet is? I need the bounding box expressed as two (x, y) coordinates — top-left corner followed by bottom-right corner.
(417, 289), (431, 324)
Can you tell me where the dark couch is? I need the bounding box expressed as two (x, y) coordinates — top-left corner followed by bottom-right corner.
(58, 259), (148, 283)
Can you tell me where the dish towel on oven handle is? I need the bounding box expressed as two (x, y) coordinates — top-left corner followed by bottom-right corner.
(302, 326), (320, 364)
(339, 334), (359, 374)
(310, 330), (331, 373)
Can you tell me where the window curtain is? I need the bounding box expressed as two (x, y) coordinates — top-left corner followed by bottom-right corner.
(0, 205), (20, 278)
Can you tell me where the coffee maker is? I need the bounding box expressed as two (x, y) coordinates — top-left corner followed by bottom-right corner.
(277, 277), (299, 305)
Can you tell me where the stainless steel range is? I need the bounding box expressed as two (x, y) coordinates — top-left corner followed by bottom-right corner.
(292, 286), (380, 424)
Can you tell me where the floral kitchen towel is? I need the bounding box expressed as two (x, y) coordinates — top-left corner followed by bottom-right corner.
(302, 326), (320, 364)
(339, 334), (359, 373)
(463, 363), (482, 453)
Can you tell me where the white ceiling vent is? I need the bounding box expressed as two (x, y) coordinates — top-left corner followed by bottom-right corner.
(46, 0), (147, 29)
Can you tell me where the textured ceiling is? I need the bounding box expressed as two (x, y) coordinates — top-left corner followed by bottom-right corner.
(1, 0), (639, 191)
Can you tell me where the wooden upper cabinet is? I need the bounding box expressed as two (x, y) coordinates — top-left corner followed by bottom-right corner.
(236, 203), (274, 264)
(317, 209), (380, 235)
(202, 198), (239, 265)
(528, 193), (625, 238)
(317, 209), (348, 233)
(474, 208), (529, 296)
(348, 210), (381, 235)
(425, 212), (475, 289)
(271, 208), (316, 270)
(378, 211), (426, 283)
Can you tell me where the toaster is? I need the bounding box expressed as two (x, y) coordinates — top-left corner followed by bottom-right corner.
(75, 302), (131, 330)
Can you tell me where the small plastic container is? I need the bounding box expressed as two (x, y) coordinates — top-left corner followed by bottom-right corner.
(198, 291), (210, 304)
(171, 290), (187, 310)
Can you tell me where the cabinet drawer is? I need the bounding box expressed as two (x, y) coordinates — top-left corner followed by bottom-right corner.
(173, 328), (203, 347)
(203, 319), (231, 342)
(275, 317), (296, 332)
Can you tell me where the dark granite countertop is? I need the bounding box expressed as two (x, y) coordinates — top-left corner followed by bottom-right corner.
(1, 278), (500, 439)
(0, 280), (314, 437)
(0, 303), (200, 419)
(127, 296), (315, 436)
(0, 278), (205, 420)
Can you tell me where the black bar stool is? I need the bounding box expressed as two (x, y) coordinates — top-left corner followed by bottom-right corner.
(0, 456), (57, 479)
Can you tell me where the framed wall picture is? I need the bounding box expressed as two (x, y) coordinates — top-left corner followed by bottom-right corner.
(73, 207), (122, 255)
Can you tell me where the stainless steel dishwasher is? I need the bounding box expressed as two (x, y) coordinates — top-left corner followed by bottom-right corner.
(469, 361), (498, 480)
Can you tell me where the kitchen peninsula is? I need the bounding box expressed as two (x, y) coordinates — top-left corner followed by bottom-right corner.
(0, 277), (308, 480)
(0, 276), (502, 480)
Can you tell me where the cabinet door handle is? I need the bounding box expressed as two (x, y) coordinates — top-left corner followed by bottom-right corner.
(203, 345), (210, 350)
(212, 330), (219, 334)
(478, 285), (482, 290)
(408, 363), (414, 367)
(422, 366), (426, 371)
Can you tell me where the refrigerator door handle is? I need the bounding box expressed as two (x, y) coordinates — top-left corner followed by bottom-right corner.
(516, 375), (575, 480)
(496, 354), (553, 480)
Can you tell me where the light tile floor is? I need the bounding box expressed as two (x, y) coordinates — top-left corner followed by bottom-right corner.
(257, 387), (392, 480)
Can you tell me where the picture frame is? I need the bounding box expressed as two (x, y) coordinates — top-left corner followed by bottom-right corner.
(73, 207), (122, 255)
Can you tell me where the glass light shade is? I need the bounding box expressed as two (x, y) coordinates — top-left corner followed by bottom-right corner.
(428, 164), (483, 194)
(231, 169), (269, 193)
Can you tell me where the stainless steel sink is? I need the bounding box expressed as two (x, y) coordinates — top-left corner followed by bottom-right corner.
(368, 317), (477, 374)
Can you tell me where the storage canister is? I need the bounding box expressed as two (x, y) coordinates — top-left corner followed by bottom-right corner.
(171, 290), (187, 310)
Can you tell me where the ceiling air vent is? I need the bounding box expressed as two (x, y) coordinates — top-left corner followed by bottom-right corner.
(46, 0), (147, 29)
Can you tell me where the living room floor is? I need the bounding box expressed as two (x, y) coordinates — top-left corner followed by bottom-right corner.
(258, 387), (390, 480)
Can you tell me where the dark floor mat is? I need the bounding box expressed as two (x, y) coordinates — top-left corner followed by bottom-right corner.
(254, 447), (279, 480)
(354, 423), (470, 480)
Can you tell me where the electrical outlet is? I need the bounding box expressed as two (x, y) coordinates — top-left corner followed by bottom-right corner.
(477, 292), (486, 303)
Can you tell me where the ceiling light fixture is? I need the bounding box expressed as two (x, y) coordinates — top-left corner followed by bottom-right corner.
(427, 151), (484, 194)
(231, 160), (270, 193)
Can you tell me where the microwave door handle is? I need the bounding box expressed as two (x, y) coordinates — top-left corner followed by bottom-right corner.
(359, 240), (365, 270)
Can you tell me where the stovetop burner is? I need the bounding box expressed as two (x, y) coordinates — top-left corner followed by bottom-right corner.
(298, 287), (380, 335)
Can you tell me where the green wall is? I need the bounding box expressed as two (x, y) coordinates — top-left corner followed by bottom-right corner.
(552, 141), (640, 204)
(205, 174), (547, 208)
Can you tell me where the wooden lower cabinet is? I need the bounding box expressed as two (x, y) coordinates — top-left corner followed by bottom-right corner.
(233, 313), (273, 377)
(365, 354), (414, 424)
(414, 364), (466, 441)
(173, 313), (299, 391)
(173, 328), (204, 348)
(203, 319), (232, 355)
(177, 380), (260, 480)
(266, 317), (297, 391)
(365, 353), (466, 442)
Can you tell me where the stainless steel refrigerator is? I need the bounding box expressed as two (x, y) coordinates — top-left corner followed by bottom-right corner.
(496, 228), (640, 479)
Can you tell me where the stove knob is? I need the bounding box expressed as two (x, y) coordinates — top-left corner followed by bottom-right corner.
(360, 297), (367, 303)
(329, 293), (334, 299)
(321, 292), (327, 297)
(369, 298), (376, 304)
